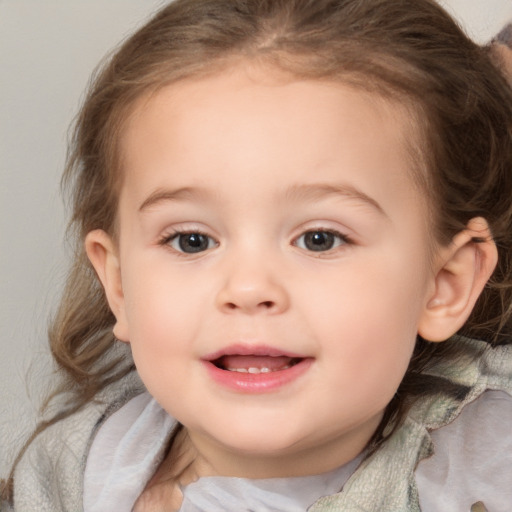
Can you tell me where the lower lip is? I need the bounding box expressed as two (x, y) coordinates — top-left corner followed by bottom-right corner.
(202, 358), (313, 393)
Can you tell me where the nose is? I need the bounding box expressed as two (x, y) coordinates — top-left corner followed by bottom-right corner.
(215, 258), (290, 315)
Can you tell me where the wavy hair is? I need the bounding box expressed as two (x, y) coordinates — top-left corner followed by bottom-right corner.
(3, 0), (512, 499)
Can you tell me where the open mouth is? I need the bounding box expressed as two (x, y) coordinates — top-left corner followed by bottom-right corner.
(203, 346), (312, 392)
(211, 355), (303, 374)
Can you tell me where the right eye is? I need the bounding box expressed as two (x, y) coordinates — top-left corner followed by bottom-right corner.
(166, 232), (217, 254)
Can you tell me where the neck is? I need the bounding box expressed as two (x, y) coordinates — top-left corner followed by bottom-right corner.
(181, 416), (380, 480)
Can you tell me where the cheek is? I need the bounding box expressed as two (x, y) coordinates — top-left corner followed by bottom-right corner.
(122, 274), (201, 410)
(305, 251), (428, 336)
(303, 253), (428, 392)
(120, 260), (204, 362)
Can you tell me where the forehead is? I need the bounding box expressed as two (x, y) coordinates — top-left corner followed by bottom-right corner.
(118, 66), (426, 216)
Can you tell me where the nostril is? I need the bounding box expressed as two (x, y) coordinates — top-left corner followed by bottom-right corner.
(222, 300), (275, 312)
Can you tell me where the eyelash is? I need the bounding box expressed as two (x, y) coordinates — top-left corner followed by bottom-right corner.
(158, 229), (218, 255)
(293, 229), (352, 253)
(158, 228), (353, 256)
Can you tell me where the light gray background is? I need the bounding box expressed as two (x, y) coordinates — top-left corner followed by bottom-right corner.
(1, 0), (512, 478)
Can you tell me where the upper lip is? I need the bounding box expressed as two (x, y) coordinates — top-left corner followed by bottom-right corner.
(202, 343), (308, 361)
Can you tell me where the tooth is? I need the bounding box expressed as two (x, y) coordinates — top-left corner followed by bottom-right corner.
(225, 365), (293, 374)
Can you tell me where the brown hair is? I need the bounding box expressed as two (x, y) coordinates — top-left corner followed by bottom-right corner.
(3, 0), (512, 499)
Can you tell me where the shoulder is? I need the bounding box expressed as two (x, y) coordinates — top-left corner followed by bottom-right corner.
(416, 390), (512, 511)
(83, 391), (177, 511)
(12, 372), (144, 512)
(13, 401), (105, 512)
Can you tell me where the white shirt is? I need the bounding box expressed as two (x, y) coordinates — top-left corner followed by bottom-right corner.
(84, 390), (512, 511)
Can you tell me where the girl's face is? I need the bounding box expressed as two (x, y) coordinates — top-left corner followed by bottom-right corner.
(103, 67), (438, 477)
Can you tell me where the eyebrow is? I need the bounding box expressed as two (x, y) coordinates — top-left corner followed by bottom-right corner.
(138, 182), (386, 217)
(284, 183), (387, 217)
(138, 187), (205, 211)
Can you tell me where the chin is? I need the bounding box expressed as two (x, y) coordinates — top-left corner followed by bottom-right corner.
(208, 424), (312, 456)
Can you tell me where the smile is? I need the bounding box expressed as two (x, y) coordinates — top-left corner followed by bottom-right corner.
(214, 354), (302, 373)
(224, 365), (293, 374)
(202, 345), (312, 393)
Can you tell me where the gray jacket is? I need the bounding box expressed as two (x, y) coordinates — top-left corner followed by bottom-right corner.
(5, 337), (512, 511)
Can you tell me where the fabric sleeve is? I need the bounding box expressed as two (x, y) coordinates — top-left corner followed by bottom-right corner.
(416, 390), (512, 511)
(11, 401), (105, 512)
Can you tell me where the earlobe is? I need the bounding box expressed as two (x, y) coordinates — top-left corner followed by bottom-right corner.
(85, 229), (130, 342)
(418, 217), (498, 342)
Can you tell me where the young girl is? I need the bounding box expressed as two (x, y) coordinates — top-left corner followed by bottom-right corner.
(3, 0), (512, 510)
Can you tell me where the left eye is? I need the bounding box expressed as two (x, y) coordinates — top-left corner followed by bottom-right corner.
(167, 232), (216, 253)
(294, 230), (348, 252)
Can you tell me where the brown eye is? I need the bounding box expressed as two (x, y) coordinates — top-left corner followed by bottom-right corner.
(295, 230), (347, 252)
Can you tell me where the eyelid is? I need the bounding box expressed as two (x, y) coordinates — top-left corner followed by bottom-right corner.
(157, 221), (218, 243)
(158, 227), (219, 255)
(292, 226), (354, 254)
(290, 221), (355, 241)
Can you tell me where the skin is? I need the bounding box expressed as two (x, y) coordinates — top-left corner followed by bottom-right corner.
(492, 43), (512, 85)
(86, 65), (497, 509)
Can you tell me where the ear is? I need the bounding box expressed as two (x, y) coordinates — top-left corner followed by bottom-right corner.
(85, 229), (130, 342)
(418, 217), (498, 342)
